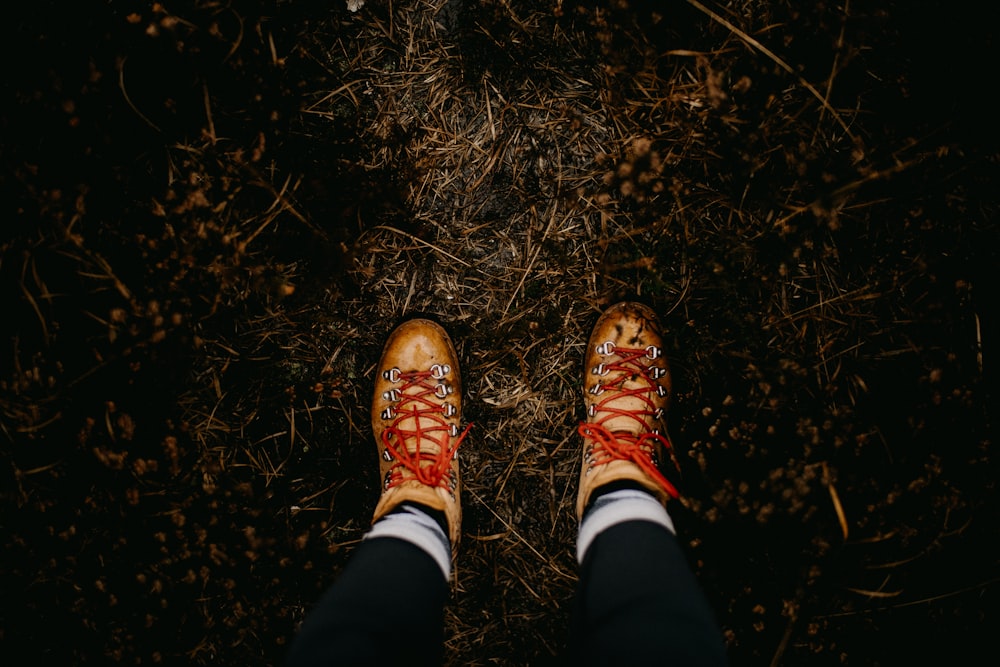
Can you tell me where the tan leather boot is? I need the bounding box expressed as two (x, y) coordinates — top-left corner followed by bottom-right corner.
(371, 319), (469, 547)
(576, 302), (681, 519)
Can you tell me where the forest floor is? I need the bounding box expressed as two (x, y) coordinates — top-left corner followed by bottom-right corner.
(2, 1), (997, 664)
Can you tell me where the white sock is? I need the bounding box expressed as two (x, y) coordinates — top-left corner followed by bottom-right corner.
(364, 505), (452, 579)
(576, 489), (676, 564)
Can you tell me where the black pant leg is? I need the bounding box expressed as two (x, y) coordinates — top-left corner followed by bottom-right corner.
(285, 537), (448, 667)
(570, 521), (728, 667)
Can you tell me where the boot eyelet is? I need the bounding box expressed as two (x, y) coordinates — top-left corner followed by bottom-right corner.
(645, 345), (661, 360)
(449, 424), (459, 437)
(589, 383), (604, 395)
(442, 402), (456, 417)
(381, 406), (396, 420)
(382, 449), (394, 462)
(596, 341), (615, 356)
(592, 363), (609, 376)
(430, 363), (450, 379)
(434, 383), (452, 399)
(382, 388), (401, 401)
(647, 366), (667, 380)
(656, 385), (668, 397)
(382, 367), (401, 382)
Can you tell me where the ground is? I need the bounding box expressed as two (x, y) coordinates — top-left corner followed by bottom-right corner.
(1, 0), (997, 665)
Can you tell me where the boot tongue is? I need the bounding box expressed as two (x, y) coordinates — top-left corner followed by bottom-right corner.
(597, 363), (656, 434)
(394, 410), (447, 457)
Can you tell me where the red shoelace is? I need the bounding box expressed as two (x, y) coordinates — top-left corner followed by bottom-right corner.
(578, 345), (680, 499)
(381, 367), (472, 492)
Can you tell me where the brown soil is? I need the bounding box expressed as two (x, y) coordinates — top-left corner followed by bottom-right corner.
(2, 1), (997, 665)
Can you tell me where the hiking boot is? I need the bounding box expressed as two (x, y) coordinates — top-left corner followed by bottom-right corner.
(576, 302), (681, 519)
(371, 319), (470, 547)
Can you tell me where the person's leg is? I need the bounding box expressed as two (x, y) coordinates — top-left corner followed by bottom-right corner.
(285, 503), (452, 666)
(571, 489), (727, 666)
(571, 303), (727, 665)
(287, 319), (469, 665)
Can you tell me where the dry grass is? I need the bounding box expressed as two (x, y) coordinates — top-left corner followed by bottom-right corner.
(1, 0), (998, 665)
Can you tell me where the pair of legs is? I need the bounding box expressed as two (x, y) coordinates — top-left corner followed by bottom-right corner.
(286, 511), (726, 666)
(285, 303), (727, 665)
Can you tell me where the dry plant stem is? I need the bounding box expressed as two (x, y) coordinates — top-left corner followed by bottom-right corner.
(118, 56), (161, 132)
(684, 0), (858, 144)
(813, 0), (850, 145)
